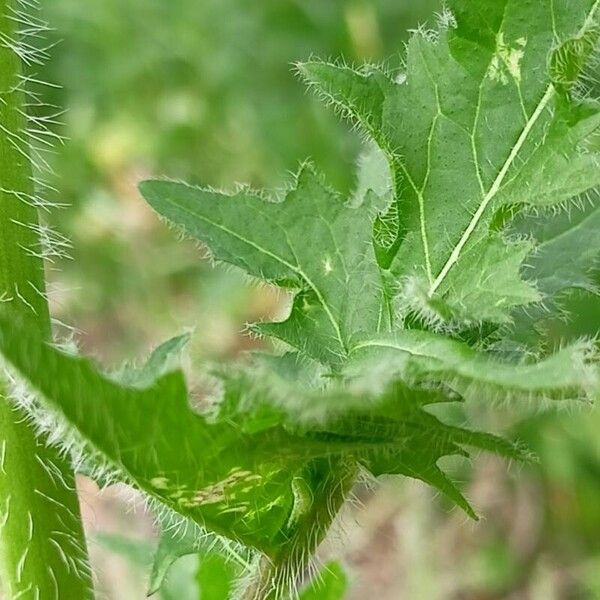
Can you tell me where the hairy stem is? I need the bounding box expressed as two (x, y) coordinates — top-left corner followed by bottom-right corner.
(0, 0), (93, 597)
(244, 460), (357, 600)
(242, 555), (278, 600)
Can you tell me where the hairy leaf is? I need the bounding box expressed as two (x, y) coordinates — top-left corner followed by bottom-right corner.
(147, 523), (250, 597)
(95, 530), (241, 600)
(347, 331), (597, 402)
(0, 313), (372, 559)
(0, 309), (561, 543)
(134, 1), (600, 547)
(519, 201), (600, 297)
(141, 167), (384, 367)
(148, 529), (203, 597)
(507, 200), (600, 348)
(298, 0), (600, 323)
(3, 4), (600, 597)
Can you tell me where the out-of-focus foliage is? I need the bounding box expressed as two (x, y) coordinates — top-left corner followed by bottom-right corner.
(43, 0), (439, 190)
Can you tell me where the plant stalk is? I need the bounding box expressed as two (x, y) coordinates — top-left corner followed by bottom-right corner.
(0, 0), (93, 597)
(242, 554), (278, 600)
(244, 460), (358, 600)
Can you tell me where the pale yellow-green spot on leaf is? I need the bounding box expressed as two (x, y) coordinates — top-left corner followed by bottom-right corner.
(150, 476), (170, 490)
(488, 33), (527, 84)
(190, 467), (262, 507)
(172, 487), (185, 499)
(285, 476), (313, 529)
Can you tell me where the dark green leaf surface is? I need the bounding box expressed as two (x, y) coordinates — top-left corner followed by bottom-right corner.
(519, 202), (600, 297)
(507, 201), (600, 348)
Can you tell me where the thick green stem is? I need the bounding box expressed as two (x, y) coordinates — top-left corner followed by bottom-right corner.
(0, 0), (93, 597)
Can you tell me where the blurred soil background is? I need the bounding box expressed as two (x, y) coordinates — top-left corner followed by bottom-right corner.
(20, 0), (600, 597)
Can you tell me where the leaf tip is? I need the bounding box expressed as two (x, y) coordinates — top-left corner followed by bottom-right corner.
(138, 179), (162, 203)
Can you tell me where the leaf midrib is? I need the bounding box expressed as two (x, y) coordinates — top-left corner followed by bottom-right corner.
(428, 0), (600, 297)
(428, 84), (555, 296)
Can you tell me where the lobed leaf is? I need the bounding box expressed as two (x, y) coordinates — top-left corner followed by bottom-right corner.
(4, 4), (600, 596)
(298, 0), (600, 323)
(0, 309), (561, 539)
(140, 167), (383, 367)
(0, 312), (366, 560)
(135, 2), (600, 541)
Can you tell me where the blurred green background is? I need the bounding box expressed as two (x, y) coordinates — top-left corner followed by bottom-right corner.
(29, 0), (600, 598)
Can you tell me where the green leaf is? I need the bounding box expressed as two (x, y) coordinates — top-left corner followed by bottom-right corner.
(519, 201), (600, 297)
(5, 6), (600, 598)
(0, 311), (365, 560)
(148, 529), (201, 597)
(140, 166), (385, 366)
(541, 287), (600, 344)
(347, 331), (597, 402)
(399, 236), (541, 325)
(0, 306), (564, 539)
(297, 0), (600, 323)
(507, 200), (600, 347)
(95, 531), (203, 600)
(140, 3), (600, 353)
(195, 553), (238, 600)
(150, 531), (241, 600)
(97, 525), (246, 599)
(148, 526), (248, 598)
(550, 24), (599, 90)
(114, 333), (191, 388)
(216, 336), (579, 519)
(135, 2), (600, 536)
(298, 562), (348, 600)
